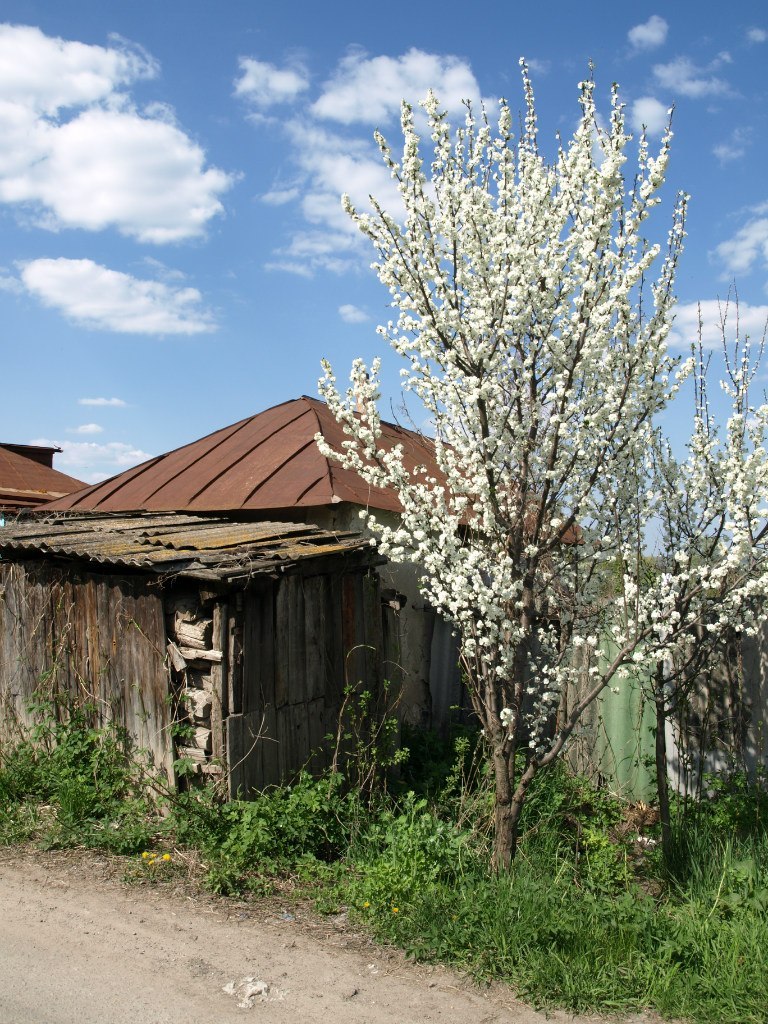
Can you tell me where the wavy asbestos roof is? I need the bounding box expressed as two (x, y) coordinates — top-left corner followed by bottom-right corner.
(44, 396), (438, 515)
(0, 444), (85, 511)
(0, 512), (375, 583)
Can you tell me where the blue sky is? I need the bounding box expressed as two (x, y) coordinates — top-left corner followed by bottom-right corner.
(1, 1), (767, 483)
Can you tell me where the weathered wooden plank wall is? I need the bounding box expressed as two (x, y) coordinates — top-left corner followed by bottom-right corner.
(226, 567), (390, 797)
(2, 558), (399, 800)
(0, 560), (174, 779)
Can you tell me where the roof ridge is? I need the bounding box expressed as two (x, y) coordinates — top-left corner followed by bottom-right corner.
(302, 393), (435, 445)
(305, 397), (338, 502)
(42, 395), (440, 515)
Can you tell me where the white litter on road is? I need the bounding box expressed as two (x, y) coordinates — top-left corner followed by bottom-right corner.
(223, 977), (286, 1008)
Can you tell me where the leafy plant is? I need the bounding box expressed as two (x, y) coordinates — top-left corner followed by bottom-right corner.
(700, 769), (768, 835)
(350, 792), (475, 911)
(329, 676), (408, 800)
(171, 771), (364, 894)
(0, 698), (156, 853)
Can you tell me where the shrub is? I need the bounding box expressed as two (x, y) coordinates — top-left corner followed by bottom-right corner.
(171, 772), (365, 894)
(0, 700), (155, 853)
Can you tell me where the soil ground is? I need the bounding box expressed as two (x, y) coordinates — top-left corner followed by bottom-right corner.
(0, 847), (658, 1024)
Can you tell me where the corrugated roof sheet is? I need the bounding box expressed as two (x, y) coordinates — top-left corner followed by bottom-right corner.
(43, 396), (440, 515)
(0, 512), (376, 583)
(0, 444), (85, 511)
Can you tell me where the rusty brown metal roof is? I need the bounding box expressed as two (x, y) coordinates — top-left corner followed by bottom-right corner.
(0, 512), (376, 582)
(42, 397), (439, 515)
(0, 444), (85, 512)
(1, 443), (61, 468)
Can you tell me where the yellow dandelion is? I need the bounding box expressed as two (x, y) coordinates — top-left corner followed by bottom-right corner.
(141, 851), (149, 859)
(162, 853), (172, 862)
(363, 901), (370, 909)
(392, 906), (399, 914)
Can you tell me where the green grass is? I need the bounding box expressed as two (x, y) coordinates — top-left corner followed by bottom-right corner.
(348, 823), (768, 1023)
(3, 704), (767, 1023)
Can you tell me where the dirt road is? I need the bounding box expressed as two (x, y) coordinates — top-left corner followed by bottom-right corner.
(0, 849), (650, 1024)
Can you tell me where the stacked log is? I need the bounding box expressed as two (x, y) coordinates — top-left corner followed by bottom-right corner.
(165, 594), (222, 779)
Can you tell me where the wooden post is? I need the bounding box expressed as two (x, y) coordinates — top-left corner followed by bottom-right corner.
(210, 601), (228, 764)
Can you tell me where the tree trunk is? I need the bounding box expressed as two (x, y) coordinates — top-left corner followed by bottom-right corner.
(490, 741), (517, 872)
(492, 799), (518, 871)
(653, 666), (673, 861)
(491, 751), (537, 872)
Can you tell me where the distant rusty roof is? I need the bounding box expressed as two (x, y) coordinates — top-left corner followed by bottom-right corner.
(0, 444), (85, 512)
(0, 512), (377, 583)
(43, 396), (439, 515)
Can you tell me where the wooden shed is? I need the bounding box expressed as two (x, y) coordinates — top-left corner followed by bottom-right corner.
(43, 396), (464, 730)
(0, 512), (397, 795)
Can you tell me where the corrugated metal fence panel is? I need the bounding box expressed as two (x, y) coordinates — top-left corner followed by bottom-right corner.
(593, 661), (656, 801)
(566, 637), (656, 801)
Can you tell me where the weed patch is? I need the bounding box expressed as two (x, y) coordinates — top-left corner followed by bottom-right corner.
(0, 700), (157, 854)
(169, 771), (365, 894)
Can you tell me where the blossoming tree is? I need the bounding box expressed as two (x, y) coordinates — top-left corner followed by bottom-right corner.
(318, 65), (768, 869)
(638, 312), (768, 857)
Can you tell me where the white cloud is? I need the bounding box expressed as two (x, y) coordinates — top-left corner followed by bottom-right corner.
(30, 437), (153, 479)
(713, 143), (742, 164)
(747, 28), (767, 44)
(311, 47), (483, 125)
(289, 121), (397, 229)
(0, 269), (23, 293)
(20, 258), (216, 335)
(263, 259), (314, 278)
(713, 127), (752, 164)
(68, 423), (103, 435)
(260, 186), (300, 206)
(78, 396), (127, 407)
(266, 227), (362, 277)
(7, 108), (232, 243)
(234, 58), (309, 110)
(141, 256), (187, 282)
(629, 97), (669, 137)
(713, 206), (768, 277)
(652, 57), (733, 99)
(248, 48), (486, 275)
(0, 24), (156, 113)
(262, 118), (401, 275)
(668, 300), (768, 350)
(628, 15), (669, 52)
(0, 24), (232, 242)
(338, 303), (368, 323)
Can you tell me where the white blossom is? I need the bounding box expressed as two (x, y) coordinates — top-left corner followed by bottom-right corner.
(317, 65), (768, 868)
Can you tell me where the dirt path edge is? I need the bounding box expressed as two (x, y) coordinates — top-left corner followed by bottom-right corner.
(0, 847), (655, 1024)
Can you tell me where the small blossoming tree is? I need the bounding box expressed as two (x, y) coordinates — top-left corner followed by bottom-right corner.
(318, 65), (768, 869)
(637, 312), (768, 857)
